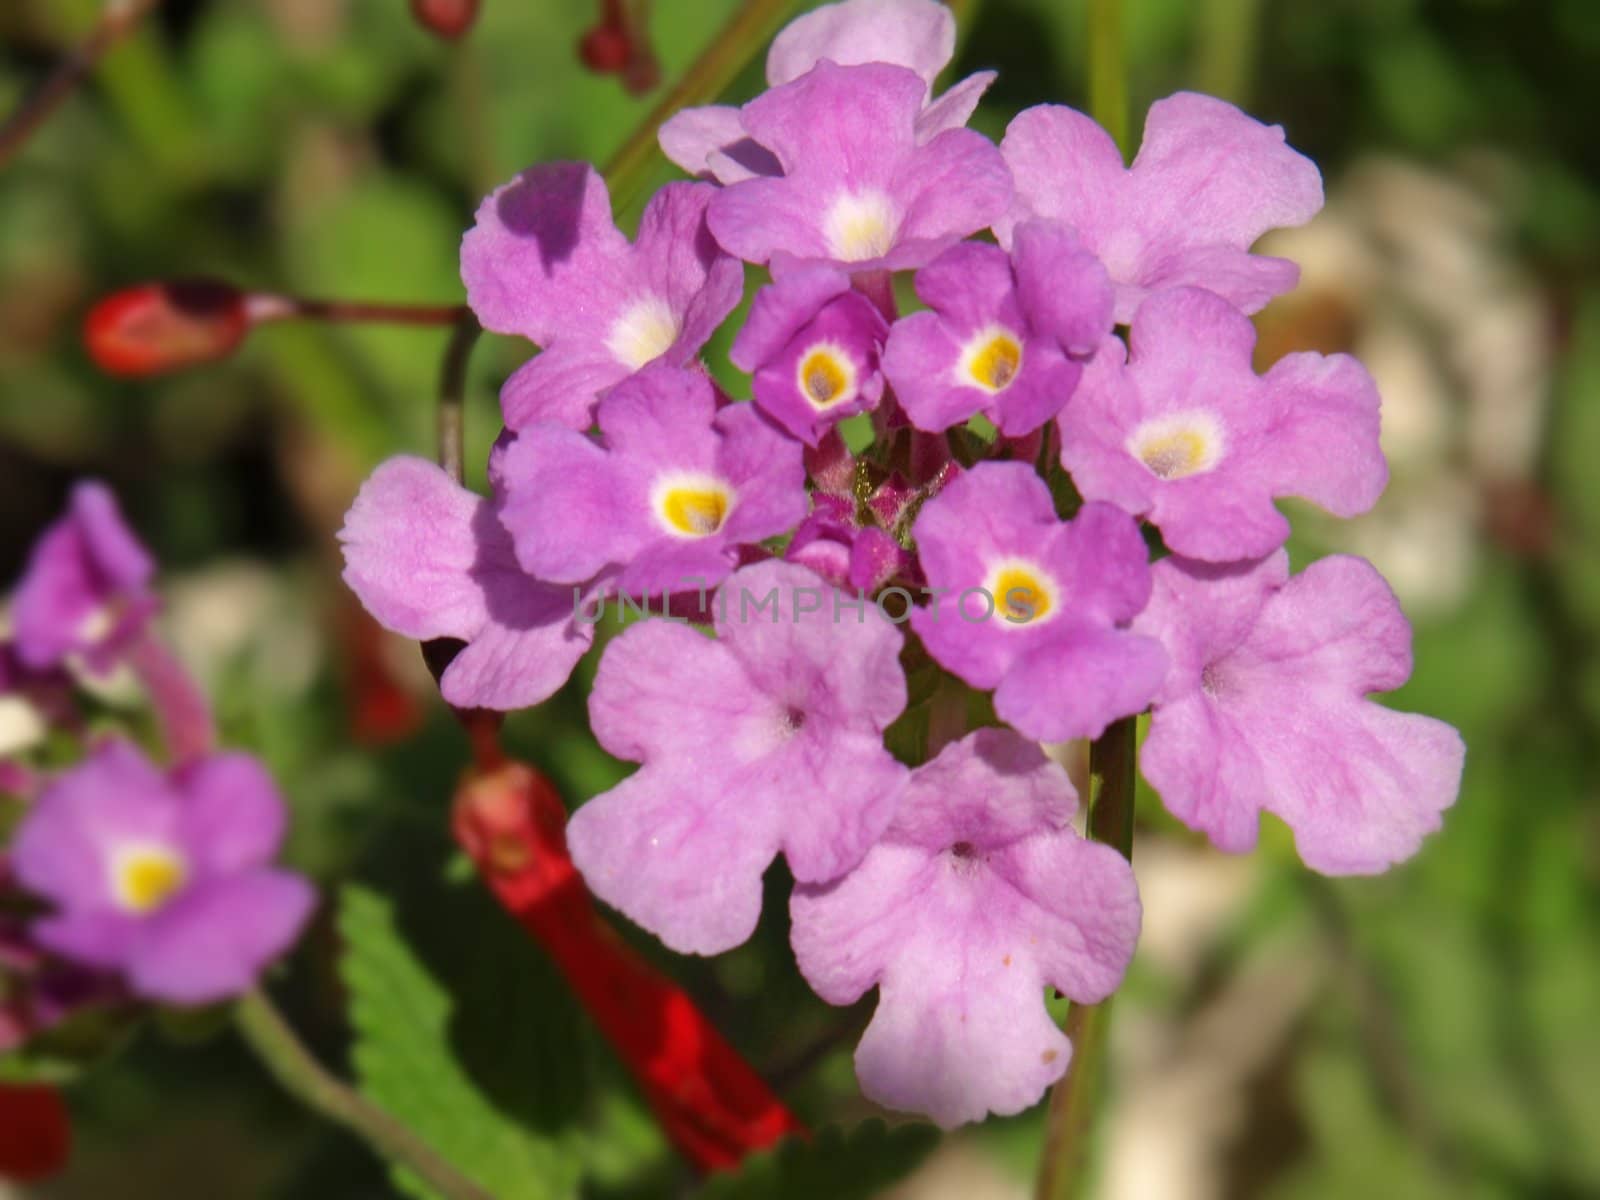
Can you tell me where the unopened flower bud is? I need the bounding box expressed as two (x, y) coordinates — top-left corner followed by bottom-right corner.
(409, 0), (481, 40)
(83, 279), (249, 378)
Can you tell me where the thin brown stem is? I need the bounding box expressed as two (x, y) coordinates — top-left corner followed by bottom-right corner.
(250, 296), (469, 328)
(0, 0), (162, 169)
(436, 310), (482, 486)
(1034, 716), (1137, 1200)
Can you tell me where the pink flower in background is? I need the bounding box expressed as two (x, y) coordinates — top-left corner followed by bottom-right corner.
(882, 221), (1112, 435)
(999, 92), (1323, 322)
(1135, 552), (1464, 873)
(910, 463), (1168, 742)
(10, 740), (313, 1005)
(706, 61), (1012, 273)
(730, 265), (889, 445)
(462, 164), (743, 430)
(496, 366), (806, 597)
(9, 482), (155, 675)
(568, 560), (909, 955)
(791, 729), (1140, 1127)
(1061, 287), (1386, 562)
(660, 0), (996, 184)
(339, 456), (595, 711)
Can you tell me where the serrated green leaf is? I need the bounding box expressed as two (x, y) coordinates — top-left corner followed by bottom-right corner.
(337, 885), (579, 1200)
(694, 1120), (940, 1200)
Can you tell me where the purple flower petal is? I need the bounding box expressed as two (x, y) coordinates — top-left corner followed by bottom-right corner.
(1136, 553), (1464, 873)
(707, 62), (1011, 273)
(1001, 93), (1323, 321)
(339, 457), (594, 710)
(10, 482), (155, 672)
(791, 730), (1140, 1127)
(498, 368), (806, 598)
(1062, 288), (1385, 562)
(569, 560), (909, 954)
(463, 165), (742, 430)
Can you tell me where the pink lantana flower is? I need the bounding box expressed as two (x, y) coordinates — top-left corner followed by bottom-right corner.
(1135, 551), (1465, 873)
(791, 729), (1141, 1127)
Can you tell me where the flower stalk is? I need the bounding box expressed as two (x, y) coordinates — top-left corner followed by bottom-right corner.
(0, 0), (163, 169)
(234, 989), (494, 1200)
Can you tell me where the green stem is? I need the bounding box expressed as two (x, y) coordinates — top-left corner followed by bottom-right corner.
(235, 990), (494, 1200)
(1087, 0), (1129, 158)
(602, 0), (800, 212)
(1034, 716), (1137, 1200)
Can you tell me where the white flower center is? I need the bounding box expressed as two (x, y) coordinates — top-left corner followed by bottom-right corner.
(606, 296), (680, 370)
(824, 191), (897, 262)
(1128, 411), (1225, 480)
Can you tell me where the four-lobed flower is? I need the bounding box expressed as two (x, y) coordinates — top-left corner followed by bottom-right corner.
(1060, 287), (1387, 562)
(791, 728), (1140, 1127)
(496, 366), (806, 597)
(567, 560), (910, 955)
(1134, 551), (1465, 873)
(999, 91), (1324, 322)
(10, 739), (314, 1005)
(882, 220), (1112, 435)
(462, 163), (743, 430)
(910, 463), (1169, 742)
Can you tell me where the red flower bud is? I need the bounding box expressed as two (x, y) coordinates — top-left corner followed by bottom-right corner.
(578, 23), (632, 74)
(0, 1085), (71, 1182)
(83, 279), (249, 378)
(409, 0), (481, 40)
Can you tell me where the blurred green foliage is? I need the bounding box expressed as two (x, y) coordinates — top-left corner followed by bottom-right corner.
(3, 1), (1599, 1197)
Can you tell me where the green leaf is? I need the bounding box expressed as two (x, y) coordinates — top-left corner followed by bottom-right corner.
(694, 1121), (940, 1200)
(337, 885), (579, 1200)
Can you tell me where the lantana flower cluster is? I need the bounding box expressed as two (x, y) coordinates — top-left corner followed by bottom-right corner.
(1, 485), (313, 1025)
(342, 0), (1465, 1128)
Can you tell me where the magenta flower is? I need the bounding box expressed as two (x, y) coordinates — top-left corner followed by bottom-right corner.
(999, 92), (1323, 322)
(1061, 288), (1386, 562)
(882, 221), (1112, 435)
(461, 164), (744, 430)
(790, 729), (1140, 1127)
(497, 366), (806, 597)
(705, 61), (1012, 273)
(567, 560), (909, 955)
(10, 740), (314, 1005)
(339, 457), (594, 711)
(9, 481), (155, 674)
(729, 265), (889, 445)
(910, 463), (1168, 741)
(1135, 552), (1464, 873)
(660, 0), (996, 184)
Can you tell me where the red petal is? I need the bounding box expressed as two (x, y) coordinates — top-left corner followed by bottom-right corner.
(0, 1084), (71, 1182)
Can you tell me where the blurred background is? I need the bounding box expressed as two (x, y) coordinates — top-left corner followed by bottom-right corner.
(2, 0), (1598, 1196)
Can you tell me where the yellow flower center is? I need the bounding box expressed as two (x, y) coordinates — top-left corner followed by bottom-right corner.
(112, 845), (188, 914)
(606, 296), (680, 370)
(654, 475), (734, 537)
(1129, 412), (1224, 480)
(960, 328), (1024, 393)
(797, 344), (857, 409)
(986, 560), (1057, 626)
(824, 191), (897, 262)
